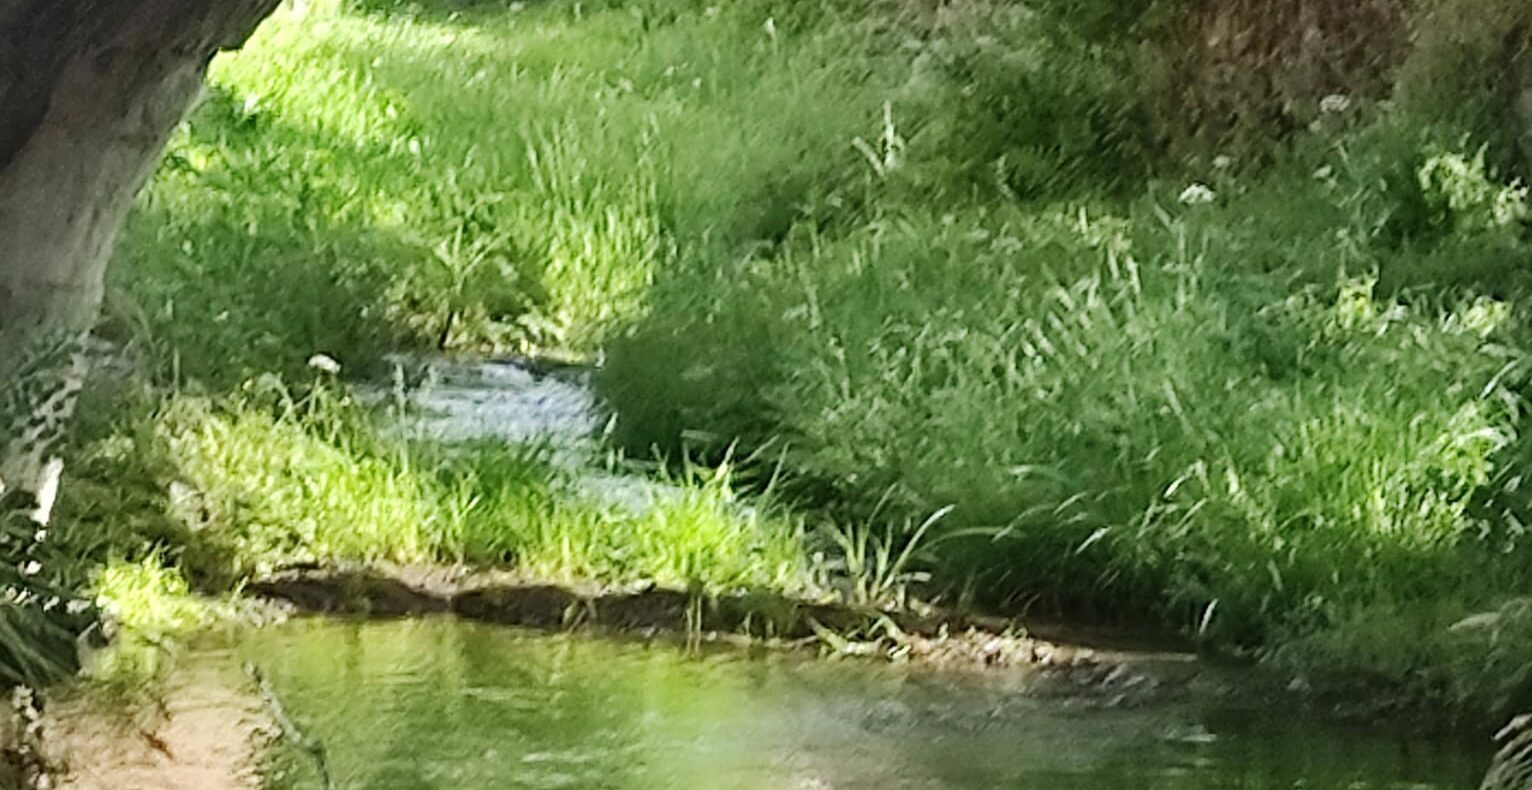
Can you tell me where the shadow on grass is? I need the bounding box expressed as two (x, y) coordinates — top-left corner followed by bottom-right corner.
(107, 86), (456, 386)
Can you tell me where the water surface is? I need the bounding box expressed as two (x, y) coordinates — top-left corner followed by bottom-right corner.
(210, 618), (1486, 790)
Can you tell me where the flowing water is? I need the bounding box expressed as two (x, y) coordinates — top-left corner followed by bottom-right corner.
(286, 359), (1492, 789)
(373, 355), (672, 511)
(196, 618), (1489, 790)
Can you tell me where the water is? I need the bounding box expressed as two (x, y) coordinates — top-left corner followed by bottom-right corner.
(207, 618), (1486, 790)
(372, 355), (674, 512)
(378, 356), (601, 447)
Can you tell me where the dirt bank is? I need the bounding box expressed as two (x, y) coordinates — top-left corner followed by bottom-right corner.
(246, 564), (1212, 706)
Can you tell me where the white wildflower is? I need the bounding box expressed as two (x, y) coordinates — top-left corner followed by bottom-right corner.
(65, 599), (91, 615)
(32, 529), (45, 544)
(307, 353), (342, 375)
(1319, 94), (1351, 114)
(1212, 155), (1233, 170)
(19, 560), (41, 577)
(1178, 183), (1216, 205)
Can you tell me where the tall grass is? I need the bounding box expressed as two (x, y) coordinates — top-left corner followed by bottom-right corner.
(601, 105), (1532, 675)
(109, 0), (907, 383)
(44, 0), (926, 687)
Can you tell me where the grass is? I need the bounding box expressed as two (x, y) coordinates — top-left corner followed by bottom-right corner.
(605, 174), (1532, 633)
(45, 0), (916, 686)
(12, 0), (1529, 723)
(39, 377), (825, 694)
(57, 382), (813, 598)
(108, 0), (902, 383)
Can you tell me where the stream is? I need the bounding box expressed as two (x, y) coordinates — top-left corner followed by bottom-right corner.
(374, 355), (671, 511)
(204, 617), (1484, 790)
(202, 357), (1492, 789)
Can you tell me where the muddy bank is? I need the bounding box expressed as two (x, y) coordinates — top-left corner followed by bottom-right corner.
(244, 565), (1216, 705)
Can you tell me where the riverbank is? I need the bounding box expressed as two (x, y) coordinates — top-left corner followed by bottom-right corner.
(245, 563), (1516, 729)
(40, 349), (1532, 744)
(247, 564), (1197, 680)
(9, 573), (1191, 790)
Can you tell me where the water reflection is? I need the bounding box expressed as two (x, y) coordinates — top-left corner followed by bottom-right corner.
(222, 618), (1484, 790)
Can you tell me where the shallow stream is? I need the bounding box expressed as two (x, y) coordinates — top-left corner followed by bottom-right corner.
(374, 355), (670, 511)
(264, 359), (1493, 789)
(204, 618), (1488, 790)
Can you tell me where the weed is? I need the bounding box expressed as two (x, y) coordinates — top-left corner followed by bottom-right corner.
(820, 506), (946, 610)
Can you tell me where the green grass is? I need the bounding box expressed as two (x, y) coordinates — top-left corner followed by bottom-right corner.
(52, 0), (919, 686)
(109, 0), (908, 384)
(23, 0), (1532, 720)
(603, 168), (1532, 634)
(455, 457), (810, 592)
(57, 383), (813, 598)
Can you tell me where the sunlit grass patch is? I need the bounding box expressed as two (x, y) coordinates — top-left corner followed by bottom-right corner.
(84, 556), (227, 687)
(112, 0), (897, 380)
(153, 385), (456, 569)
(93, 554), (219, 642)
(439, 449), (812, 594)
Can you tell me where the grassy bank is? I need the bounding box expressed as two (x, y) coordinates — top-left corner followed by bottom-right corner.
(58, 379), (814, 597)
(106, 0), (909, 383)
(586, 0), (1532, 717)
(37, 0), (882, 685)
(21, 0), (1532, 723)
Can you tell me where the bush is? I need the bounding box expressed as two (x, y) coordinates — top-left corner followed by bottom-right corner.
(1152, 0), (1411, 154)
